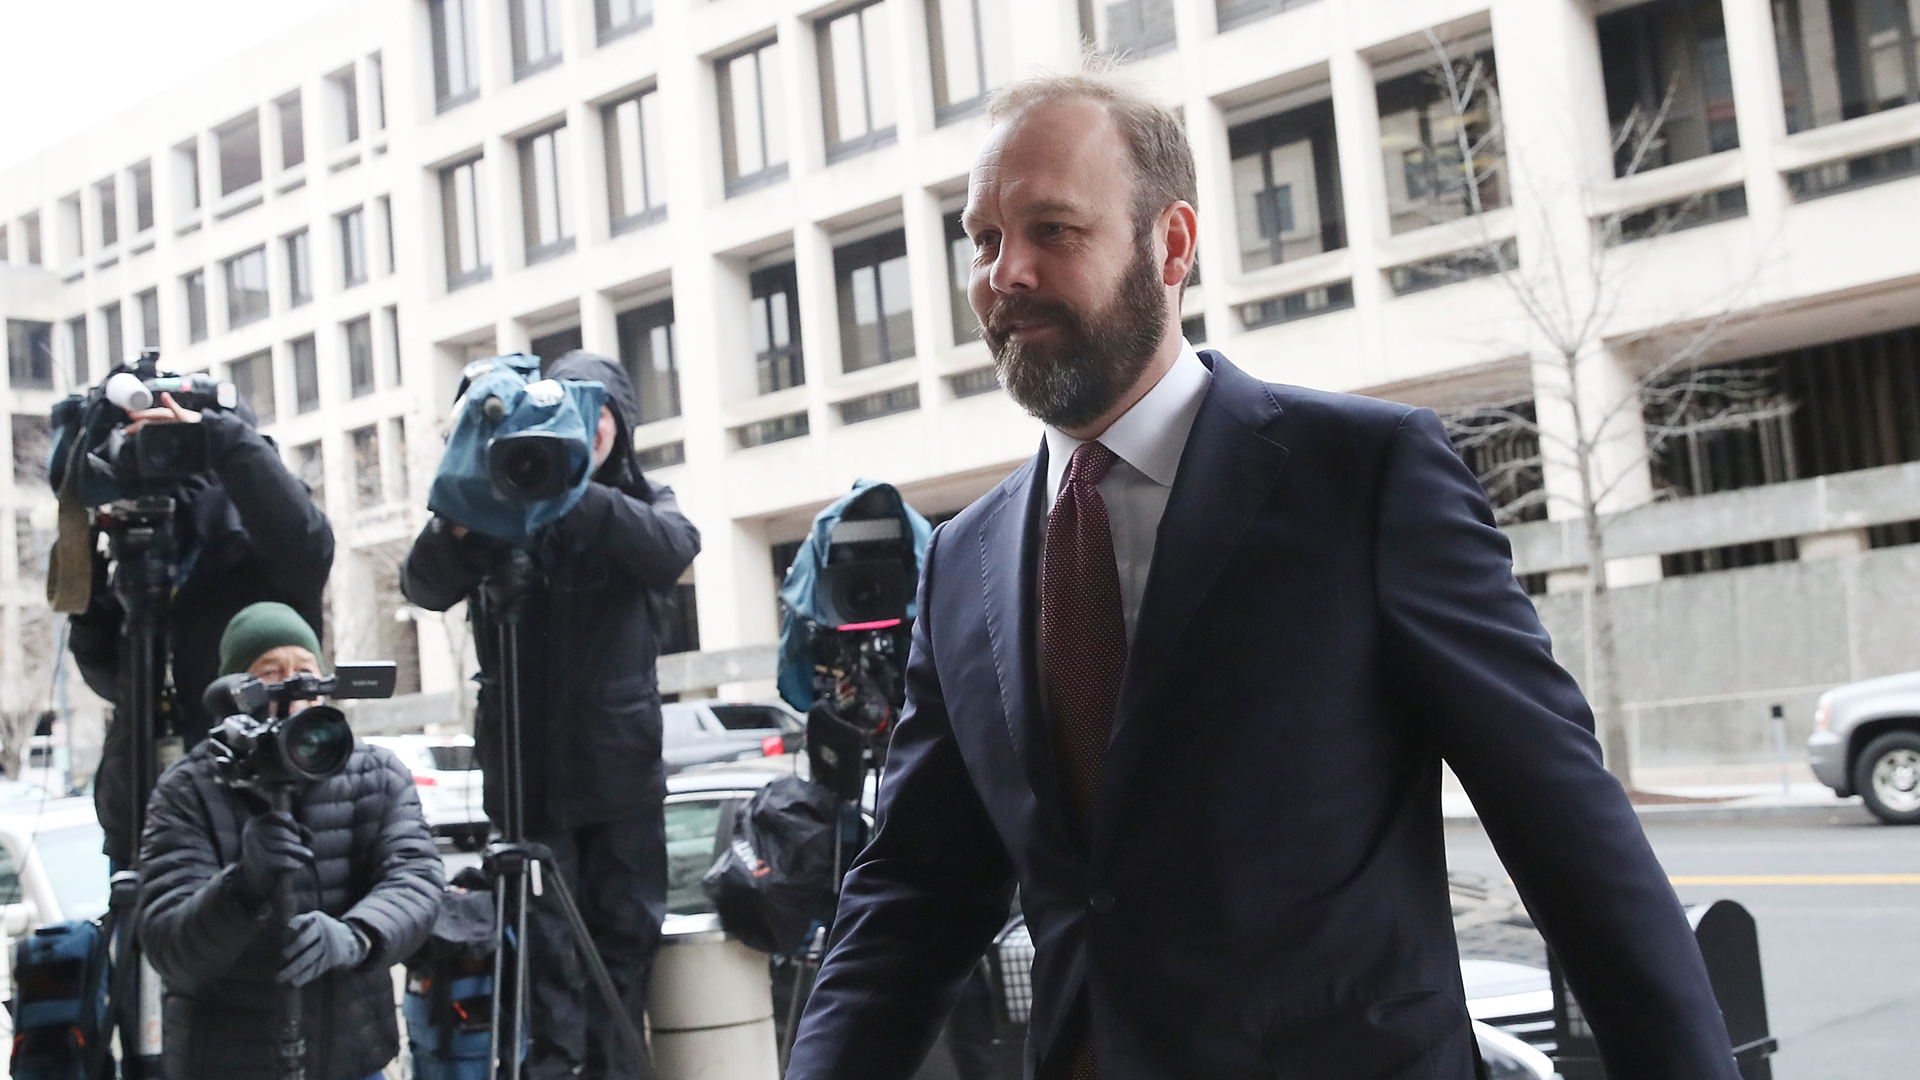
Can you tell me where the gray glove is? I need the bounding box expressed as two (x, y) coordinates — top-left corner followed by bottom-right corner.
(279, 911), (370, 988)
(239, 811), (311, 901)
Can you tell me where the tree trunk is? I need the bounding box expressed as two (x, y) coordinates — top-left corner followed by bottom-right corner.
(1568, 352), (1636, 793)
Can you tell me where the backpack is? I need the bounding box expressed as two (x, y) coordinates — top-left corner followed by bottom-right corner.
(701, 776), (842, 955)
(403, 871), (510, 1080)
(9, 920), (112, 1080)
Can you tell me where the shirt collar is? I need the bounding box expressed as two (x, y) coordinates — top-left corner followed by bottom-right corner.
(1045, 339), (1212, 501)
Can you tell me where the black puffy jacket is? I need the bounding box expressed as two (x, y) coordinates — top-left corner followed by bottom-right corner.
(400, 352), (701, 832)
(72, 408), (334, 864)
(137, 740), (444, 1080)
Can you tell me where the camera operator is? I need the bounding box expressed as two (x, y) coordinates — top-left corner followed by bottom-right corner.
(68, 390), (335, 867)
(137, 601), (443, 1080)
(400, 350), (701, 1080)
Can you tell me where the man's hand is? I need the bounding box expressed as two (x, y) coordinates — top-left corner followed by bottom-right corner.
(278, 911), (370, 987)
(240, 810), (312, 901)
(124, 392), (203, 434)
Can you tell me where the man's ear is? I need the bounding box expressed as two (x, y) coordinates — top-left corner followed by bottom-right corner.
(1161, 201), (1199, 287)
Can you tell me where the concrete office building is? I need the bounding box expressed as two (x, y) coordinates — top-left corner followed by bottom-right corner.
(5, 0), (1920, 776)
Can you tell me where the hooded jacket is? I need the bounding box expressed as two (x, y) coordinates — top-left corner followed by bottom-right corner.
(400, 351), (701, 830)
(70, 406), (335, 864)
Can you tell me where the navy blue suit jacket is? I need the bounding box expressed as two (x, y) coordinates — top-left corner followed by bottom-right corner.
(787, 353), (1738, 1079)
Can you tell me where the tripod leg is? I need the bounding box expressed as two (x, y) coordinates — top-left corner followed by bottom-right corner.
(488, 879), (510, 1080)
(541, 861), (654, 1080)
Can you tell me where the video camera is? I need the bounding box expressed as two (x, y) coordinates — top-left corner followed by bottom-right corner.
(427, 354), (608, 547)
(49, 349), (239, 504)
(201, 663), (397, 789)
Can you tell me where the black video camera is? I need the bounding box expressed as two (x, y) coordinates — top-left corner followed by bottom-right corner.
(49, 350), (239, 503)
(202, 663), (397, 789)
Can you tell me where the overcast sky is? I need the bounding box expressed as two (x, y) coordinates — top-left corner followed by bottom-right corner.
(0, 0), (350, 172)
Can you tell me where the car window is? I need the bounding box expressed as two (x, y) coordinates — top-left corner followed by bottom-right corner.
(664, 798), (730, 915)
(426, 745), (477, 771)
(0, 840), (22, 905)
(662, 706), (707, 743)
(36, 826), (109, 920)
(708, 706), (791, 732)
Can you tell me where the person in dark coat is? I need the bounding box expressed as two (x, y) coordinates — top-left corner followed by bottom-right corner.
(138, 602), (443, 1080)
(400, 350), (701, 1080)
(68, 391), (334, 866)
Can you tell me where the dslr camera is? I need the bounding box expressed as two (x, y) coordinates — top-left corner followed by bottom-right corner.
(202, 663), (397, 789)
(49, 349), (239, 503)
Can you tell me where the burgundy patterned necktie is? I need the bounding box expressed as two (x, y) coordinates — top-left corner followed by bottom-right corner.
(1040, 441), (1125, 1080)
(1041, 440), (1127, 824)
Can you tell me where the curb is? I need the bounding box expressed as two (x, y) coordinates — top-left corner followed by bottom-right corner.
(1444, 799), (1878, 827)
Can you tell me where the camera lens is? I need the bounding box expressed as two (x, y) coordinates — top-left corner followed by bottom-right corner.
(502, 445), (554, 491)
(281, 706), (354, 780)
(487, 432), (577, 501)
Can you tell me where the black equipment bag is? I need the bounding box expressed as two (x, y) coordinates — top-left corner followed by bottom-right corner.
(701, 777), (841, 955)
(9, 920), (112, 1080)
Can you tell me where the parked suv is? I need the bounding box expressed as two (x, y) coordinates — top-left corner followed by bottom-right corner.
(1808, 670), (1920, 824)
(661, 699), (805, 775)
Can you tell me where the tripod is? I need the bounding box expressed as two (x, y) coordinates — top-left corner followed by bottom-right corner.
(480, 549), (653, 1080)
(105, 495), (180, 1080)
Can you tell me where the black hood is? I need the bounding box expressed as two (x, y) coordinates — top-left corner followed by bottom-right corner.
(543, 350), (645, 495)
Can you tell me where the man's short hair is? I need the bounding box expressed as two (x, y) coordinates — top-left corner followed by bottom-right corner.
(986, 68), (1199, 241)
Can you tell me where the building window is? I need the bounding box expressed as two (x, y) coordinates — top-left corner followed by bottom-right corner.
(1775, 0), (1920, 133)
(838, 384), (920, 425)
(137, 289), (159, 350)
(369, 53), (387, 130)
(102, 304), (123, 367)
(67, 316), (88, 386)
(616, 299), (680, 424)
(350, 425), (382, 508)
(131, 161), (154, 233)
(943, 211), (981, 345)
(278, 92), (305, 168)
(8, 321), (54, 390)
(346, 316), (376, 398)
(1228, 86), (1346, 271)
(1375, 34), (1507, 235)
(377, 196), (395, 274)
(820, 2), (898, 161)
(1217, 0), (1317, 33)
(340, 206), (368, 287)
(294, 440), (325, 507)
(1598, 0), (1738, 176)
(225, 246), (270, 328)
(229, 349), (275, 422)
(835, 229), (915, 372)
(597, 0), (652, 41)
(184, 269), (208, 343)
(174, 139), (201, 216)
(441, 156), (490, 288)
(291, 334), (321, 413)
(735, 411), (809, 448)
(511, 0), (562, 78)
(1080, 0), (1176, 60)
(287, 229), (312, 306)
(928, 0), (1003, 120)
(518, 126), (574, 262)
(605, 89), (667, 232)
(96, 177), (119, 249)
(384, 305), (402, 385)
(12, 415), (52, 485)
(58, 193), (82, 262)
(390, 417), (409, 500)
(328, 67), (360, 146)
(431, 0), (481, 112)
(530, 327), (582, 366)
(750, 262), (804, 394)
(718, 39), (790, 195)
(216, 109), (263, 196)
(20, 213), (41, 264)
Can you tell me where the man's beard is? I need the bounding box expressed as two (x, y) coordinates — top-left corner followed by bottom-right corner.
(983, 242), (1168, 430)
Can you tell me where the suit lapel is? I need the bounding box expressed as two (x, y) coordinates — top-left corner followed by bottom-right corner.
(1095, 353), (1290, 836)
(976, 446), (1078, 847)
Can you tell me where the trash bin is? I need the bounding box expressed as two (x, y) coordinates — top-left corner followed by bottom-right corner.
(648, 913), (779, 1080)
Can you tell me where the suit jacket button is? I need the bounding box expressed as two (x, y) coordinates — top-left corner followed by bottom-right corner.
(1088, 890), (1116, 915)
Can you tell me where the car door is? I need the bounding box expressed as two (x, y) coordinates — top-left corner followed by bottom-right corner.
(661, 704), (729, 773)
(663, 792), (751, 915)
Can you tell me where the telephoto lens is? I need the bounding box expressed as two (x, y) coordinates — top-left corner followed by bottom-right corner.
(487, 431), (579, 502)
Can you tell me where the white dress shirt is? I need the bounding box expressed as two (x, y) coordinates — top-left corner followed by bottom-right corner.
(1042, 339), (1212, 646)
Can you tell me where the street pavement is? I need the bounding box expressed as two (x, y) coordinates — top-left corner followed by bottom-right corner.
(1445, 806), (1920, 1080)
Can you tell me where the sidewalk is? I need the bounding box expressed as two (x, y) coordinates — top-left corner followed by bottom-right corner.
(1441, 763), (1871, 823)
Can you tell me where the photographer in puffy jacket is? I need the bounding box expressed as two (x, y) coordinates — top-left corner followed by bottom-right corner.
(401, 350), (700, 1080)
(138, 602), (443, 1080)
(68, 391), (333, 866)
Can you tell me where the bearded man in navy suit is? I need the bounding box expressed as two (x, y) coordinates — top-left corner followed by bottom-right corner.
(785, 72), (1740, 1080)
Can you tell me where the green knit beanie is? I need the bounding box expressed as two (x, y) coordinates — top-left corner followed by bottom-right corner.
(219, 602), (324, 676)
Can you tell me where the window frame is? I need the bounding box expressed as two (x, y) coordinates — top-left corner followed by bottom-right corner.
(183, 268), (209, 343)
(345, 316), (376, 398)
(228, 348), (277, 424)
(834, 228), (916, 373)
(95, 176), (119, 249)
(223, 245), (271, 329)
(819, 1), (900, 162)
(215, 109), (264, 197)
(7, 320), (55, 390)
(431, 0), (481, 113)
(518, 125), (575, 263)
(1079, 0), (1177, 61)
(942, 211), (982, 346)
(604, 88), (668, 233)
(291, 334), (322, 414)
(1226, 93), (1348, 271)
(67, 315), (89, 387)
(137, 288), (160, 350)
(339, 206), (369, 287)
(596, 0), (653, 42)
(749, 262), (805, 395)
(927, 0), (991, 123)
(717, 38), (790, 197)
(510, 0), (564, 80)
(131, 160), (155, 234)
(440, 155), (491, 289)
(616, 298), (682, 424)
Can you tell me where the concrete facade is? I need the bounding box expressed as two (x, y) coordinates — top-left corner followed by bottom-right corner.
(5, 0), (1920, 771)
